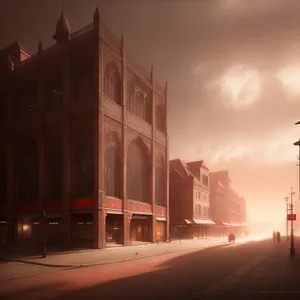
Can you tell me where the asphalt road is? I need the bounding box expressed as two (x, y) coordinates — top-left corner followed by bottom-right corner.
(0, 238), (273, 300)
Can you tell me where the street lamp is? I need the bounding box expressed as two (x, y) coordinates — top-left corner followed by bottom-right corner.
(285, 196), (289, 241)
(289, 188), (295, 256)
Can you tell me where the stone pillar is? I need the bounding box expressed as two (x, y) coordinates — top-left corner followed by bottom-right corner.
(93, 16), (106, 249)
(150, 67), (156, 243)
(62, 51), (72, 249)
(165, 83), (170, 242)
(6, 142), (14, 245)
(121, 35), (130, 246)
(38, 79), (46, 247)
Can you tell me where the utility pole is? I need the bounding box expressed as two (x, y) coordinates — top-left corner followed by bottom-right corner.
(289, 187), (295, 256)
(285, 196), (289, 241)
(293, 122), (300, 236)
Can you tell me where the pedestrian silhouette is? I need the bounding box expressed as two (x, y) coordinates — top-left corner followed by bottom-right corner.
(272, 231), (276, 243)
(276, 231), (281, 243)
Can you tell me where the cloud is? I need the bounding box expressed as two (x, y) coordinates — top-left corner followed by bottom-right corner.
(276, 65), (300, 97)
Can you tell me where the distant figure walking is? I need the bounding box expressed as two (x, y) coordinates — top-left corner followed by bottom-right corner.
(272, 231), (276, 243)
(276, 231), (281, 244)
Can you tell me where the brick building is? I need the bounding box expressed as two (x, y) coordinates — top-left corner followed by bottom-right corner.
(169, 159), (215, 239)
(0, 6), (169, 249)
(209, 171), (247, 237)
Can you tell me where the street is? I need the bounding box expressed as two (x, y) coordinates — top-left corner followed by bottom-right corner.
(1, 236), (293, 300)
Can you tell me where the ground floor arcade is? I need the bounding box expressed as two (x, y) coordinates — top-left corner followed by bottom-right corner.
(0, 211), (168, 250)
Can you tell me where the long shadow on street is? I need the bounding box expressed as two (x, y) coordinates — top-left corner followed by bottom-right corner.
(0, 239), (276, 300)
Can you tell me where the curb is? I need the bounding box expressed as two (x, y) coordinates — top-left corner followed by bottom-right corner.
(0, 239), (258, 269)
(0, 241), (230, 268)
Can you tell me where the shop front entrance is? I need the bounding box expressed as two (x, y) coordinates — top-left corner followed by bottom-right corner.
(130, 214), (151, 242)
(106, 213), (123, 246)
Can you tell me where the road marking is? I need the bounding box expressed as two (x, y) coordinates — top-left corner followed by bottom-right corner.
(186, 255), (267, 300)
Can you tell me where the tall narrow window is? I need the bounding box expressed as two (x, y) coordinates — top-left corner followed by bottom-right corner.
(0, 151), (7, 204)
(46, 135), (63, 201)
(155, 155), (165, 206)
(44, 71), (63, 112)
(156, 105), (165, 133)
(17, 138), (39, 202)
(127, 138), (149, 203)
(104, 132), (121, 198)
(104, 63), (121, 105)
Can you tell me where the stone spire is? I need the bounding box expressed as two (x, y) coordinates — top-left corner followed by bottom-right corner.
(38, 37), (43, 54)
(52, 3), (71, 43)
(93, 1), (101, 24)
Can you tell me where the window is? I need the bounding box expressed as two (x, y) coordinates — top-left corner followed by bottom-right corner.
(17, 138), (39, 202)
(104, 63), (121, 105)
(202, 175), (209, 186)
(46, 135), (63, 201)
(44, 71), (63, 112)
(156, 105), (165, 133)
(127, 138), (149, 203)
(104, 132), (121, 198)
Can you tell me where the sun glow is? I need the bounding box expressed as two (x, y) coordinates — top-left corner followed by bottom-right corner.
(276, 66), (300, 97)
(219, 65), (261, 107)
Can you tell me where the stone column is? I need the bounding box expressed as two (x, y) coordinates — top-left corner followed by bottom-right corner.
(150, 67), (156, 243)
(165, 83), (170, 242)
(6, 142), (14, 245)
(93, 15), (106, 249)
(121, 36), (130, 246)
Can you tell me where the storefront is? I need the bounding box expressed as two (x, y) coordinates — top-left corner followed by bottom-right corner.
(130, 214), (151, 242)
(71, 213), (93, 248)
(171, 219), (193, 239)
(156, 217), (167, 242)
(44, 216), (63, 247)
(106, 212), (123, 245)
(193, 218), (216, 238)
(13, 217), (40, 245)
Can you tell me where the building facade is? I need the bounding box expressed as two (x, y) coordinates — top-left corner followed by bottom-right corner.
(169, 159), (215, 239)
(0, 7), (169, 249)
(209, 171), (247, 237)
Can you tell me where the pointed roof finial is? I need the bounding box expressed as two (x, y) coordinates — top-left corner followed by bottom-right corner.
(53, 5), (71, 43)
(94, 0), (101, 21)
(38, 37), (43, 54)
(165, 81), (168, 92)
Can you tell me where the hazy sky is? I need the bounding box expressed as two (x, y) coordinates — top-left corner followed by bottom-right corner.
(1, 0), (300, 224)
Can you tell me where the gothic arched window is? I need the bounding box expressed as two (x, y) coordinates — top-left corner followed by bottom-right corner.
(155, 155), (165, 206)
(127, 87), (134, 112)
(17, 138), (39, 202)
(75, 140), (94, 198)
(46, 135), (63, 201)
(127, 138), (150, 203)
(104, 132), (121, 198)
(156, 105), (165, 133)
(104, 63), (121, 105)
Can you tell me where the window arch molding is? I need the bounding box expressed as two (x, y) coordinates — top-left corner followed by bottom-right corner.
(126, 137), (150, 203)
(103, 61), (121, 105)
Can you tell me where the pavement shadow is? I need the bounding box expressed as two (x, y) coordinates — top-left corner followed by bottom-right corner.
(31, 240), (272, 300)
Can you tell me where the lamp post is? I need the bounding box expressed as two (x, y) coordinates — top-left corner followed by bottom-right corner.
(285, 196), (289, 241)
(42, 210), (47, 258)
(289, 187), (295, 256)
(293, 121), (300, 236)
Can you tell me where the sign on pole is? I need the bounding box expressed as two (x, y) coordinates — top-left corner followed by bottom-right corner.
(287, 214), (296, 221)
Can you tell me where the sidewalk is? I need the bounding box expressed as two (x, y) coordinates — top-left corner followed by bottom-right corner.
(0, 237), (230, 268)
(218, 237), (300, 299)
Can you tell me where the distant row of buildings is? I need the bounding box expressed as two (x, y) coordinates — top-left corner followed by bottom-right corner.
(169, 160), (247, 240)
(0, 6), (246, 250)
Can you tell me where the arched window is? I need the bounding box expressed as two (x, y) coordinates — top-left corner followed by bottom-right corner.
(17, 138), (39, 202)
(75, 140), (94, 198)
(46, 135), (63, 201)
(0, 150), (7, 204)
(127, 88), (134, 112)
(156, 105), (165, 133)
(104, 63), (121, 105)
(104, 132), (121, 198)
(127, 138), (150, 203)
(155, 155), (165, 206)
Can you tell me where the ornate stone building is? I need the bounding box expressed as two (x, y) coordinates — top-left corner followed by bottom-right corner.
(0, 6), (169, 249)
